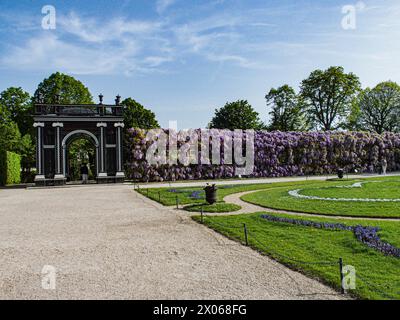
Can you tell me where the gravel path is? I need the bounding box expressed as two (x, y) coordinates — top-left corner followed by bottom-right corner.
(0, 185), (344, 300)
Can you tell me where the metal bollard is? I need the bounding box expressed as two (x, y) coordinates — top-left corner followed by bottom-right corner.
(201, 205), (204, 224)
(339, 257), (345, 294)
(243, 223), (248, 246)
(176, 195), (179, 209)
(158, 191), (161, 203)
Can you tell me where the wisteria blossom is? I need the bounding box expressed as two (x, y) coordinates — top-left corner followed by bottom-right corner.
(125, 129), (400, 182)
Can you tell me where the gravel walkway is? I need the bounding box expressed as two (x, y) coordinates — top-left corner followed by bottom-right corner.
(0, 184), (344, 300)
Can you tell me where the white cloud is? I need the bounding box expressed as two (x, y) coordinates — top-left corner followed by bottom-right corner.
(0, 33), (140, 75)
(156, 0), (177, 14)
(0, 12), (173, 75)
(58, 12), (161, 43)
(3, 0), (400, 78)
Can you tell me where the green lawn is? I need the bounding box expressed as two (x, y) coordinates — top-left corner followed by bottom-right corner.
(135, 180), (327, 209)
(242, 176), (400, 218)
(184, 202), (241, 213)
(193, 212), (400, 300)
(137, 176), (400, 299)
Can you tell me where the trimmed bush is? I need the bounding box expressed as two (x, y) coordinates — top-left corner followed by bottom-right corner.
(0, 151), (21, 185)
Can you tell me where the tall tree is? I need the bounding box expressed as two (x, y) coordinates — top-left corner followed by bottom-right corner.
(0, 87), (33, 136)
(34, 72), (93, 104)
(19, 134), (36, 181)
(355, 81), (400, 134)
(266, 85), (306, 131)
(121, 98), (160, 129)
(0, 121), (21, 154)
(208, 100), (264, 130)
(300, 66), (361, 131)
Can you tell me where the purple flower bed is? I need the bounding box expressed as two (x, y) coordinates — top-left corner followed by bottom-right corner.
(189, 191), (204, 200)
(261, 214), (400, 258)
(125, 129), (400, 182)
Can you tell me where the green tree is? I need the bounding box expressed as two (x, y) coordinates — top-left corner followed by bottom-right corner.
(0, 87), (33, 136)
(121, 98), (160, 129)
(352, 81), (400, 134)
(266, 85), (307, 131)
(19, 134), (36, 182)
(0, 121), (21, 153)
(300, 66), (361, 131)
(208, 100), (264, 130)
(68, 138), (96, 181)
(34, 72), (93, 104)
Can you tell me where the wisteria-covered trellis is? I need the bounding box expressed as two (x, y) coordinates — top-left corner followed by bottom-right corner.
(125, 129), (400, 182)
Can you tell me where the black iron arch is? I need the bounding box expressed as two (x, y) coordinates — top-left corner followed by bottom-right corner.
(33, 96), (125, 186)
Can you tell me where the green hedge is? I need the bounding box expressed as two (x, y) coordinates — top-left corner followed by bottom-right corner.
(0, 151), (21, 185)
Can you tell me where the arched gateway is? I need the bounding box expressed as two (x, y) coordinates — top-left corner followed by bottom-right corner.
(33, 95), (125, 186)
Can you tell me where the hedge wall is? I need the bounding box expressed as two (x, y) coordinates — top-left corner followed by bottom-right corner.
(0, 151), (21, 185)
(125, 129), (400, 182)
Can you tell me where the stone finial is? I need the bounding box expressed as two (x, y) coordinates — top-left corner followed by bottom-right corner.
(115, 94), (121, 106)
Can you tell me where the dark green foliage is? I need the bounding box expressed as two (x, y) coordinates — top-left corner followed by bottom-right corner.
(0, 151), (21, 185)
(68, 138), (96, 181)
(208, 100), (265, 130)
(353, 81), (400, 134)
(121, 98), (160, 129)
(266, 84), (307, 131)
(300, 66), (361, 131)
(0, 121), (21, 153)
(33, 72), (93, 104)
(0, 87), (33, 136)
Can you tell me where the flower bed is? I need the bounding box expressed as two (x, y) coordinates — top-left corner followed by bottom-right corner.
(260, 214), (400, 258)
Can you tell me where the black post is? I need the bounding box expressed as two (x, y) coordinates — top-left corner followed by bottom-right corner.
(201, 205), (204, 224)
(158, 191), (161, 203)
(243, 223), (248, 246)
(147, 189), (149, 197)
(176, 195), (179, 209)
(339, 258), (345, 294)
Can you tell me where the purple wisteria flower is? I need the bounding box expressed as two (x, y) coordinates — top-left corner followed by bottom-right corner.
(261, 214), (400, 258)
(124, 130), (400, 182)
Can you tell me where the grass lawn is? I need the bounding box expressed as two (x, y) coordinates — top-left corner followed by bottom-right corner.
(193, 212), (400, 300)
(184, 202), (241, 213)
(242, 176), (400, 218)
(135, 180), (327, 208)
(138, 176), (400, 299)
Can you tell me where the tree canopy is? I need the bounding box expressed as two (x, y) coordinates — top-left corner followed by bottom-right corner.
(121, 98), (160, 129)
(208, 100), (264, 130)
(0, 121), (21, 154)
(0, 87), (33, 136)
(352, 81), (400, 134)
(266, 85), (307, 131)
(34, 72), (93, 104)
(300, 66), (361, 131)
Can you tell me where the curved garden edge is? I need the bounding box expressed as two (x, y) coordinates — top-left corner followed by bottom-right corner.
(182, 202), (241, 213)
(221, 190), (400, 222)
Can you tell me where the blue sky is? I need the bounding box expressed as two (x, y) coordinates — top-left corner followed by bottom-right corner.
(0, 0), (400, 128)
